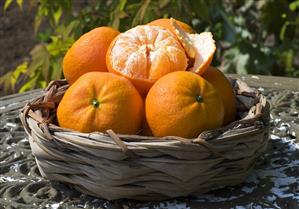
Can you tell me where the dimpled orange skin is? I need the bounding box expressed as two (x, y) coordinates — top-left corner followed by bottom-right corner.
(146, 71), (224, 138)
(202, 66), (236, 125)
(57, 72), (144, 134)
(148, 18), (194, 34)
(63, 27), (120, 84)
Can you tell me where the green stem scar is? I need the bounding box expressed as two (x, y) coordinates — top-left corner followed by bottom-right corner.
(196, 95), (203, 103)
(91, 99), (100, 108)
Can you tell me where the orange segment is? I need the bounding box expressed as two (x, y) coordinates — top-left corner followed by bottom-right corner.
(106, 25), (188, 95)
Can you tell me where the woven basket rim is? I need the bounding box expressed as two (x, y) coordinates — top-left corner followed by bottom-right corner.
(20, 78), (269, 138)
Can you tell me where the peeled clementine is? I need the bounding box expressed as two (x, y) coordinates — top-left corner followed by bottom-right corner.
(148, 18), (194, 35)
(106, 25), (188, 96)
(202, 66), (236, 125)
(146, 71), (224, 138)
(63, 27), (120, 84)
(57, 72), (143, 134)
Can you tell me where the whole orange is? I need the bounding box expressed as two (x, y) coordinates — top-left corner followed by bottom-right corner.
(148, 18), (194, 34)
(63, 27), (120, 84)
(106, 25), (188, 96)
(146, 71), (224, 138)
(201, 66), (236, 125)
(57, 72), (143, 134)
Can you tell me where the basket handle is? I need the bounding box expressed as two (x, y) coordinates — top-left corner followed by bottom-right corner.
(20, 80), (64, 138)
(20, 102), (56, 140)
(20, 103), (33, 134)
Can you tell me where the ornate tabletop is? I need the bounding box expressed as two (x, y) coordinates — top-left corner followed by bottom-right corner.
(0, 75), (298, 209)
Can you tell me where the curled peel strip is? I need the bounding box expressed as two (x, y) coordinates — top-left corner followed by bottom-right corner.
(170, 18), (196, 59)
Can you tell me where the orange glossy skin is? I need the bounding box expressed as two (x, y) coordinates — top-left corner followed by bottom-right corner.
(63, 27), (120, 84)
(148, 18), (194, 34)
(106, 25), (188, 96)
(202, 66), (236, 125)
(57, 72), (144, 134)
(146, 71), (224, 138)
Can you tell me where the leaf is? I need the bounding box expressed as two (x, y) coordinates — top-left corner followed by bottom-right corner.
(51, 58), (63, 80)
(42, 53), (50, 82)
(221, 46), (251, 74)
(221, 48), (239, 73)
(4, 0), (13, 11)
(38, 80), (47, 89)
(10, 62), (28, 91)
(28, 44), (49, 78)
(280, 18), (298, 40)
(176, 0), (182, 17)
(16, 0), (23, 10)
(131, 0), (151, 26)
(159, 0), (171, 9)
(290, 0), (299, 11)
(239, 0), (254, 13)
(28, 0), (37, 10)
(53, 7), (62, 25)
(59, 0), (72, 10)
(19, 72), (39, 93)
(111, 16), (120, 29)
(261, 0), (289, 35)
(30, 44), (50, 81)
(34, 9), (44, 33)
(280, 21), (291, 40)
(119, 0), (127, 10)
(118, 10), (128, 19)
(0, 71), (12, 94)
(236, 53), (250, 74)
(63, 20), (80, 40)
(110, 0), (127, 29)
(219, 10), (236, 43)
(189, 0), (210, 22)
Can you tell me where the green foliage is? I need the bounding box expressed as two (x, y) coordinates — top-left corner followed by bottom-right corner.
(0, 62), (28, 94)
(1, 0), (299, 95)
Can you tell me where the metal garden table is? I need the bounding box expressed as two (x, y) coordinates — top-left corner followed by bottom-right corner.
(0, 75), (299, 209)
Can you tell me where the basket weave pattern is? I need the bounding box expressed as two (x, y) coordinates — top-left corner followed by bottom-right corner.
(20, 78), (270, 201)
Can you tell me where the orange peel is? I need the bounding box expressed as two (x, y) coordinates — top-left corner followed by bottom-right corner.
(170, 18), (216, 75)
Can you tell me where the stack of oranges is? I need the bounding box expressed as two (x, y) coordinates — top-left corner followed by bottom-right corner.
(57, 18), (236, 139)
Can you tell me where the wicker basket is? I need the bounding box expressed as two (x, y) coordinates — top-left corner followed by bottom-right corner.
(20, 78), (270, 201)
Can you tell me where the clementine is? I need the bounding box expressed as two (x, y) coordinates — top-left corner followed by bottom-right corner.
(57, 72), (143, 134)
(148, 18), (194, 34)
(63, 27), (120, 84)
(106, 25), (188, 96)
(202, 66), (236, 125)
(146, 71), (224, 138)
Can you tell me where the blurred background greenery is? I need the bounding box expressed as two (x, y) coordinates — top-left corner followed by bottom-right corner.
(1, 0), (299, 96)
